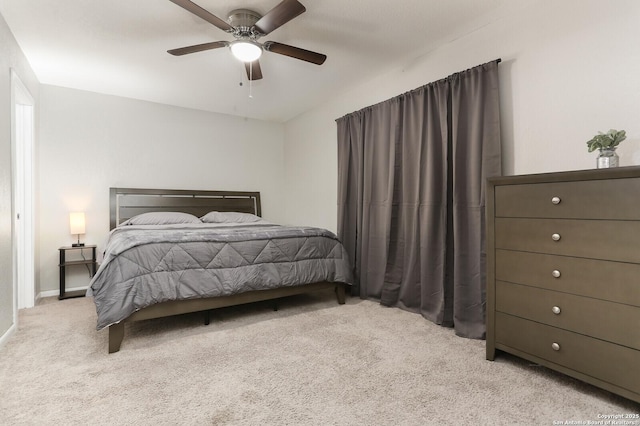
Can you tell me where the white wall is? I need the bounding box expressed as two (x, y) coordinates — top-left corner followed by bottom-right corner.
(283, 0), (640, 233)
(0, 12), (39, 339)
(25, 0), (640, 294)
(38, 85), (285, 294)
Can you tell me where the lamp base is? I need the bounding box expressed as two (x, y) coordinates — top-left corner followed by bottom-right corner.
(72, 243), (85, 247)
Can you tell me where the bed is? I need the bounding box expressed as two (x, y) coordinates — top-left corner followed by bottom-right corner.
(89, 188), (353, 353)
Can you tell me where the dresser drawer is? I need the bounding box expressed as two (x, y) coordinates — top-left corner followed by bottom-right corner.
(495, 218), (640, 263)
(495, 250), (640, 307)
(495, 178), (640, 219)
(495, 312), (640, 395)
(496, 281), (640, 350)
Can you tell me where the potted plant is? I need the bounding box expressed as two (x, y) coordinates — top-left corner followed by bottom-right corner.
(586, 129), (626, 168)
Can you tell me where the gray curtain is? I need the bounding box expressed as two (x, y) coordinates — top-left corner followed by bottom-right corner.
(336, 60), (501, 338)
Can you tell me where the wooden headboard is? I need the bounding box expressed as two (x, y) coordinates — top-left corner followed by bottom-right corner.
(109, 188), (261, 230)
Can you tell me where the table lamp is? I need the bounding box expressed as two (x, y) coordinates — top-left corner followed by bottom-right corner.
(69, 212), (85, 247)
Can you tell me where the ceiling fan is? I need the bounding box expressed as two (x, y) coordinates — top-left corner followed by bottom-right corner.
(167, 0), (327, 81)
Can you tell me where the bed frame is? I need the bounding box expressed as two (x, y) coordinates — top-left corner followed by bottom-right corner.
(106, 188), (347, 353)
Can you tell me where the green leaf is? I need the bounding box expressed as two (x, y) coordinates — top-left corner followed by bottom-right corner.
(586, 129), (626, 152)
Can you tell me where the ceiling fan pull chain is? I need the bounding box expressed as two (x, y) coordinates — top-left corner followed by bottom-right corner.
(249, 64), (253, 98)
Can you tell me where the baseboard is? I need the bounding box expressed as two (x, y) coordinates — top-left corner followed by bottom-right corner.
(38, 286), (88, 300)
(0, 322), (17, 351)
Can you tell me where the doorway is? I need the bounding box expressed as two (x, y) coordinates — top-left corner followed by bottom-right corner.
(11, 69), (35, 310)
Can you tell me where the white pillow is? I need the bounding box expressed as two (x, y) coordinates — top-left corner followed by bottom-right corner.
(120, 212), (202, 226)
(200, 211), (263, 223)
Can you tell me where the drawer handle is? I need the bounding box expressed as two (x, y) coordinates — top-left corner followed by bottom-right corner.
(552, 270), (561, 278)
(551, 196), (561, 205)
(551, 342), (561, 351)
(552, 306), (561, 315)
(552, 233), (561, 241)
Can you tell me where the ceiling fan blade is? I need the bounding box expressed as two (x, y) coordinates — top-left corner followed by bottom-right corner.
(245, 61), (263, 81)
(254, 0), (306, 35)
(264, 42), (326, 65)
(168, 41), (228, 56)
(169, 0), (233, 32)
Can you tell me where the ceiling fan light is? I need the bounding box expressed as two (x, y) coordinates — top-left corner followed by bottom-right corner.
(230, 41), (262, 62)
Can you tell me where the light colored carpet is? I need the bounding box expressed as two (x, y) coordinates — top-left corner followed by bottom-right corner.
(0, 292), (637, 425)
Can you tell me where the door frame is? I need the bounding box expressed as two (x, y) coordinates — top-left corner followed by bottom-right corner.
(11, 69), (35, 311)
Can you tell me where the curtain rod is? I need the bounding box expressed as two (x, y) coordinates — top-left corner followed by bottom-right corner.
(336, 58), (502, 122)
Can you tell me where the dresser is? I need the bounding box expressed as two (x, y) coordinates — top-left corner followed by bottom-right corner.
(486, 166), (640, 404)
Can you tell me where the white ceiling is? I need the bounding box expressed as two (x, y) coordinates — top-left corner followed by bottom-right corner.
(0, 0), (513, 122)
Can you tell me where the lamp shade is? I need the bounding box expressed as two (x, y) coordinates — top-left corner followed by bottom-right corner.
(230, 40), (262, 63)
(69, 212), (86, 235)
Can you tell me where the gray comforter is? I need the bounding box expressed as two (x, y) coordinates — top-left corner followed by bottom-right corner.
(89, 223), (353, 330)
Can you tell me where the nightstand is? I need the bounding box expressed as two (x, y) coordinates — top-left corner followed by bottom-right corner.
(58, 245), (97, 300)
